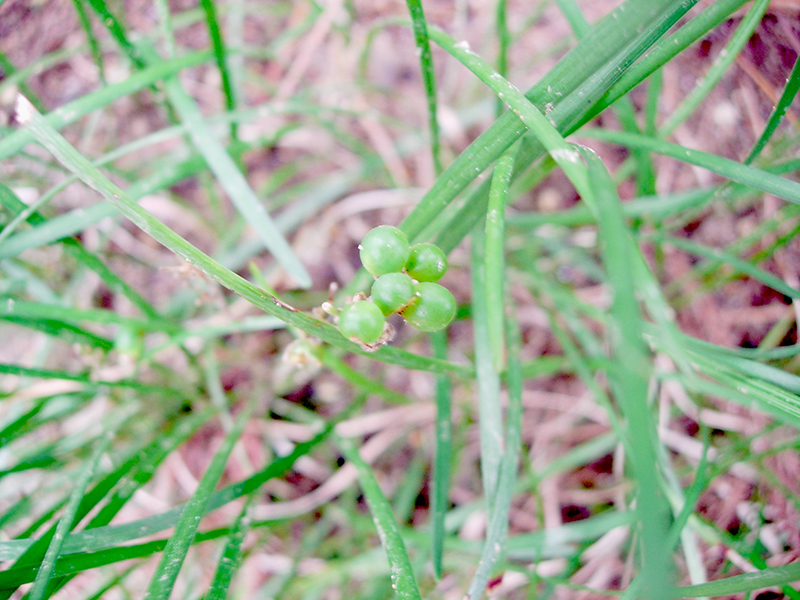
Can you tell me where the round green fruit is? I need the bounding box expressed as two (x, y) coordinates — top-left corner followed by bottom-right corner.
(401, 282), (457, 332)
(359, 225), (410, 277)
(337, 301), (386, 344)
(371, 272), (416, 316)
(405, 243), (448, 283)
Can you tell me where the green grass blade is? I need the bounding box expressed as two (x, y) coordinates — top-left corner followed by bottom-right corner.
(495, 0), (510, 116)
(540, 0), (699, 137)
(59, 244), (162, 321)
(582, 146), (672, 599)
(669, 367), (800, 428)
(0, 400), (74, 459)
(337, 436), (423, 600)
(531, 0), (695, 123)
(650, 232), (800, 299)
(520, 355), (570, 380)
(631, 252), (696, 376)
(583, 128), (800, 205)
(471, 224), (503, 502)
(554, 0), (590, 38)
(81, 407), (216, 532)
(393, 455), (427, 525)
(398, 0), (698, 243)
(0, 316), (113, 351)
(0, 414), (175, 598)
(694, 341), (800, 361)
(506, 510), (635, 560)
(144, 400), (253, 600)
(0, 364), (174, 394)
(420, 1), (700, 260)
(69, 0), (106, 84)
(0, 51), (212, 160)
(430, 329), (452, 579)
(158, 73), (311, 288)
(508, 186), (717, 229)
(660, 0), (770, 137)
(464, 310), (522, 600)
(644, 69), (662, 136)
(614, 94), (658, 196)
(587, 0), (749, 121)
(427, 26), (592, 202)
(79, 0), (146, 68)
(686, 336), (800, 395)
(403, 0), (441, 175)
(535, 286), (622, 435)
(485, 145), (516, 372)
(0, 412), (211, 597)
(0, 528), (232, 588)
(8, 409), (218, 598)
(0, 154), (204, 259)
(0, 300), (180, 334)
(0, 420), (338, 566)
(746, 52), (800, 164)
(686, 353), (800, 426)
(664, 430), (713, 553)
(225, 0), (245, 111)
(12, 94), (470, 376)
(395, 104), (520, 247)
(154, 0), (178, 57)
(0, 101), (318, 247)
(663, 214), (800, 316)
(27, 431), (114, 600)
(669, 562), (800, 598)
(199, 0), (237, 140)
(535, 432), (618, 482)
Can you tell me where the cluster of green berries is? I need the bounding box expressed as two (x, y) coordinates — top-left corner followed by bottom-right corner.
(337, 225), (456, 347)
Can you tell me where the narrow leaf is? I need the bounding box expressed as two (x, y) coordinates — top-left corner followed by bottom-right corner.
(144, 400), (253, 599)
(403, 0), (442, 174)
(485, 145), (516, 372)
(587, 0), (749, 121)
(670, 562), (800, 598)
(28, 431), (114, 600)
(583, 146), (672, 598)
(471, 225), (503, 502)
(159, 74), (311, 288)
(660, 0), (770, 136)
(464, 310), (523, 600)
(199, 0), (237, 140)
(337, 436), (423, 600)
(431, 330), (452, 579)
(427, 25), (592, 202)
(398, 0), (698, 242)
(0, 51), (212, 160)
(582, 128), (800, 205)
(746, 52), (800, 164)
(204, 498), (253, 600)
(651, 232), (800, 299)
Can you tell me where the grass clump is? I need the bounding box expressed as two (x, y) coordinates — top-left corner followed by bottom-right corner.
(1, 0), (800, 598)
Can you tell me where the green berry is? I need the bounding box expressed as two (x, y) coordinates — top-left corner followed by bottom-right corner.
(405, 243), (448, 283)
(337, 301), (386, 344)
(359, 225), (410, 277)
(401, 282), (456, 332)
(371, 272), (416, 316)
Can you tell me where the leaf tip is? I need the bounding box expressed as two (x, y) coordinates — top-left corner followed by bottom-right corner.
(14, 94), (35, 125)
